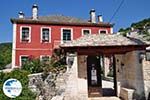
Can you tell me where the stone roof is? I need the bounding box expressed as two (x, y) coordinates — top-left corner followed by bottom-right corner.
(11, 15), (113, 27)
(60, 34), (149, 48)
(38, 15), (88, 23)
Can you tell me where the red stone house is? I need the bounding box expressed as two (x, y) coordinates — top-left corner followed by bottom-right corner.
(11, 4), (113, 68)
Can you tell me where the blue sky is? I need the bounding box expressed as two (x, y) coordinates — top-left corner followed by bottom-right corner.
(0, 0), (150, 43)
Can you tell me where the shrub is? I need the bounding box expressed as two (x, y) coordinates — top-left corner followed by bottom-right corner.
(22, 57), (67, 74)
(0, 69), (36, 100)
(22, 59), (43, 74)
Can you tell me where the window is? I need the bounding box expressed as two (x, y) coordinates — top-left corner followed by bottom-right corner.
(40, 56), (50, 63)
(82, 29), (91, 36)
(99, 29), (108, 34)
(20, 56), (29, 66)
(41, 28), (51, 42)
(62, 29), (72, 42)
(21, 27), (31, 42)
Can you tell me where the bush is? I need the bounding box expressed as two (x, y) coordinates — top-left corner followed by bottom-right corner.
(0, 69), (36, 100)
(22, 59), (43, 74)
(22, 58), (67, 74)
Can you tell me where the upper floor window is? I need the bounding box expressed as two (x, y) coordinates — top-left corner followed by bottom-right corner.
(61, 28), (73, 42)
(20, 27), (31, 42)
(41, 27), (51, 43)
(82, 29), (91, 36)
(99, 29), (108, 34)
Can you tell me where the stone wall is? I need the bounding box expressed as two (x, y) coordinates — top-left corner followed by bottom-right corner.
(142, 57), (150, 100)
(28, 53), (88, 100)
(115, 51), (146, 100)
(28, 72), (67, 100)
(77, 55), (88, 99)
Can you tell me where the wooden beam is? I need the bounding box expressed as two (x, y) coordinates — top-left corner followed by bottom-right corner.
(62, 45), (147, 55)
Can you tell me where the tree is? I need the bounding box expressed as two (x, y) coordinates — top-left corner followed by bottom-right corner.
(0, 43), (12, 70)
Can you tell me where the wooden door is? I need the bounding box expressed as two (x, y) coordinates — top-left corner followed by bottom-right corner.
(87, 56), (102, 97)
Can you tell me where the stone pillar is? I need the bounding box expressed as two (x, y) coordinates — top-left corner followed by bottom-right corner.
(77, 55), (88, 100)
(64, 52), (79, 99)
(115, 54), (127, 97)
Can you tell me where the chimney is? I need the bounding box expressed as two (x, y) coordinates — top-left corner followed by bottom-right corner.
(18, 11), (24, 18)
(90, 9), (96, 23)
(98, 15), (103, 22)
(32, 4), (38, 20)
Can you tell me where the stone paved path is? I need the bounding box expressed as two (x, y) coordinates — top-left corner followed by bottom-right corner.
(88, 80), (121, 100)
(88, 97), (120, 100)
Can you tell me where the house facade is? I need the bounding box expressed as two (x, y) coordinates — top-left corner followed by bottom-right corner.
(11, 4), (113, 68)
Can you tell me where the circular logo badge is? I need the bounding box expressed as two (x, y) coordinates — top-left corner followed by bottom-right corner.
(3, 78), (22, 98)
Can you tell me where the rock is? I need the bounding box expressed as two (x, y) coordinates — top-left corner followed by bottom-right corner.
(28, 72), (67, 100)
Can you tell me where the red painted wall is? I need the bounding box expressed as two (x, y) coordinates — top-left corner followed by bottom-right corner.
(15, 23), (112, 66)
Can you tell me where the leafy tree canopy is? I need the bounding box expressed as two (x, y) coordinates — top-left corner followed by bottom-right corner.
(0, 43), (12, 70)
(119, 17), (150, 32)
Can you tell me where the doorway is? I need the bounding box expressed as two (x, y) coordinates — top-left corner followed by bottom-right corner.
(87, 56), (102, 97)
(102, 55), (117, 96)
(87, 55), (117, 97)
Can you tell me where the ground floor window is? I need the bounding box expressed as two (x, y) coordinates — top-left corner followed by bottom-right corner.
(40, 55), (50, 63)
(20, 56), (29, 66)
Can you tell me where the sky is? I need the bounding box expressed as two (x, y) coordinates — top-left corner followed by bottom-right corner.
(0, 0), (150, 43)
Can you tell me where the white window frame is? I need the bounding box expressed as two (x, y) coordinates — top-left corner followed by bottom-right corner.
(61, 28), (73, 43)
(40, 55), (51, 62)
(99, 29), (108, 34)
(110, 27), (113, 34)
(81, 29), (91, 36)
(40, 27), (51, 43)
(20, 26), (31, 43)
(20, 55), (29, 67)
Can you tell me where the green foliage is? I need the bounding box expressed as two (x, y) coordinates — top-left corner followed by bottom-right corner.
(131, 18), (150, 29)
(0, 69), (36, 100)
(119, 17), (150, 32)
(0, 43), (12, 70)
(22, 57), (66, 74)
(22, 59), (43, 74)
(119, 32), (127, 37)
(119, 17), (150, 41)
(119, 27), (131, 33)
(142, 30), (150, 41)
